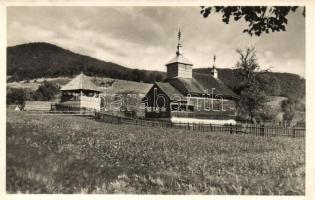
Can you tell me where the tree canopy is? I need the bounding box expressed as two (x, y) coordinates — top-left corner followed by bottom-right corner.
(32, 81), (60, 101)
(200, 6), (305, 36)
(7, 87), (27, 109)
(234, 47), (267, 123)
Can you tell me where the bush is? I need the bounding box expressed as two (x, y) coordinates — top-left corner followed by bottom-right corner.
(257, 105), (280, 122)
(32, 81), (59, 101)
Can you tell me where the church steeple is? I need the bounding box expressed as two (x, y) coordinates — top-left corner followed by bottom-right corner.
(165, 30), (193, 79)
(210, 53), (218, 79)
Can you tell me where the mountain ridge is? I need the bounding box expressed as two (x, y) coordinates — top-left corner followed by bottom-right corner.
(7, 42), (165, 83)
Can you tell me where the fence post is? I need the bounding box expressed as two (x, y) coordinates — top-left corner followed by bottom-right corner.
(259, 124), (263, 136)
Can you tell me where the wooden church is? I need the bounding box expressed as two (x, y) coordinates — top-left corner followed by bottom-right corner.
(143, 31), (239, 124)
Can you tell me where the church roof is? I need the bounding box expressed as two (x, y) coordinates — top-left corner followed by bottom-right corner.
(162, 72), (239, 100)
(155, 82), (186, 101)
(193, 73), (239, 99)
(60, 73), (101, 92)
(166, 54), (193, 66)
(166, 77), (204, 95)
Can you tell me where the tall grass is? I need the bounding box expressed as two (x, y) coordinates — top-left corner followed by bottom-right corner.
(6, 111), (305, 194)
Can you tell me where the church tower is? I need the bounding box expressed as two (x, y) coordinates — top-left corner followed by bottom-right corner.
(210, 53), (218, 79)
(166, 30), (193, 79)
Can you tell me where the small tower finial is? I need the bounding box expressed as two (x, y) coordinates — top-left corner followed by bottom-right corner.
(211, 52), (218, 79)
(213, 53), (216, 68)
(176, 30), (183, 56)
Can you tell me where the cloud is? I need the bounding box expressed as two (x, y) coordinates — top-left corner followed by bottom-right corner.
(7, 6), (305, 77)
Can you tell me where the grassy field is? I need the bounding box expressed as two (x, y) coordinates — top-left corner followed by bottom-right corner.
(6, 110), (305, 194)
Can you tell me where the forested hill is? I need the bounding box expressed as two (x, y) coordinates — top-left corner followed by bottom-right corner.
(194, 68), (305, 98)
(7, 42), (165, 83)
(7, 42), (305, 98)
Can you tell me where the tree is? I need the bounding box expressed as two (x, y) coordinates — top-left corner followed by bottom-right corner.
(7, 87), (27, 109)
(235, 47), (260, 85)
(32, 81), (60, 101)
(281, 97), (305, 124)
(234, 47), (267, 123)
(200, 6), (305, 36)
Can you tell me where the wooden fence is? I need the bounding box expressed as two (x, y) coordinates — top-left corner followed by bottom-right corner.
(94, 112), (305, 139)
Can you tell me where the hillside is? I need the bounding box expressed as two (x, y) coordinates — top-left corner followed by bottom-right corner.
(7, 42), (165, 83)
(194, 68), (305, 98)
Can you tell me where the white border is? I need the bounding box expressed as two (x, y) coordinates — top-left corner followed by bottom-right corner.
(1, 1), (314, 200)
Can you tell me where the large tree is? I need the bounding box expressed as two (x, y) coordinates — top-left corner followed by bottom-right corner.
(200, 6), (305, 36)
(234, 47), (267, 123)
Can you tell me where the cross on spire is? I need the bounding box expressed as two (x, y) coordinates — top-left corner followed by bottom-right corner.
(176, 29), (183, 56)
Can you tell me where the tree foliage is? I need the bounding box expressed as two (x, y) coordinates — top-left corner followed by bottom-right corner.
(281, 97), (305, 124)
(234, 47), (267, 123)
(256, 73), (281, 96)
(200, 6), (304, 36)
(7, 87), (26, 108)
(32, 81), (60, 101)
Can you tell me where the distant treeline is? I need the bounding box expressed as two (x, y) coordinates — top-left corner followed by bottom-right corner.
(7, 42), (305, 99)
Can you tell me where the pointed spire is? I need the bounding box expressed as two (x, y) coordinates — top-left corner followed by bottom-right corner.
(213, 53), (216, 69)
(211, 53), (218, 79)
(176, 29), (183, 56)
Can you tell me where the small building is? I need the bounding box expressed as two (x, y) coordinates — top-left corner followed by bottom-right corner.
(143, 31), (239, 124)
(56, 72), (101, 111)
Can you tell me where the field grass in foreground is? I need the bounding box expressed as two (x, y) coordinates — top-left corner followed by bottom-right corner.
(6, 111), (305, 194)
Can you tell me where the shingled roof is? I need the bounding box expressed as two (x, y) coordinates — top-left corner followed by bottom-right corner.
(60, 73), (101, 92)
(193, 73), (239, 99)
(155, 82), (186, 101)
(163, 72), (239, 100)
(166, 77), (203, 95)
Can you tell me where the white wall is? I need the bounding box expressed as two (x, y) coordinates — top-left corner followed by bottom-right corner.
(80, 96), (101, 111)
(171, 117), (236, 125)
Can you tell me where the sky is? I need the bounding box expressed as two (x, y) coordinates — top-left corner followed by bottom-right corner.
(7, 6), (305, 77)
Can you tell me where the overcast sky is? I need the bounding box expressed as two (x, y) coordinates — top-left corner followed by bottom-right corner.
(7, 6), (305, 77)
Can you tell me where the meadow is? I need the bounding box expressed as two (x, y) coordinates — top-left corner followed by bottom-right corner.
(6, 110), (305, 194)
